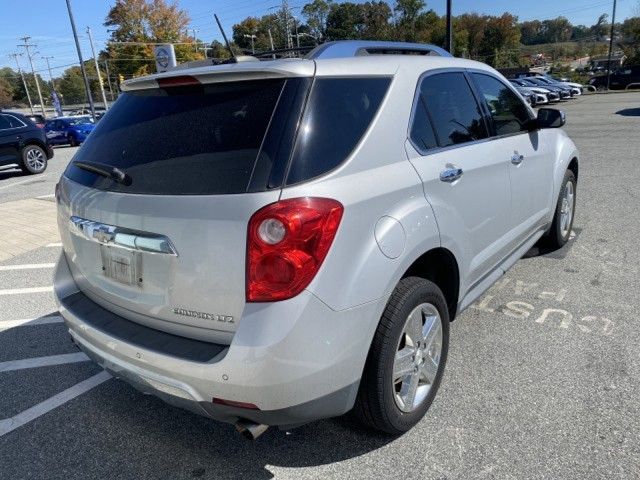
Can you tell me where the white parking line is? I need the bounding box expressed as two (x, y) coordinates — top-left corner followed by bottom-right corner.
(0, 315), (64, 332)
(0, 263), (56, 271)
(0, 178), (34, 191)
(46, 243), (62, 248)
(0, 352), (89, 373)
(0, 286), (53, 296)
(0, 371), (111, 437)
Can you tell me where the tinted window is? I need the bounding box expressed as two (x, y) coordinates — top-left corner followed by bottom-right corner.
(0, 116), (11, 130)
(472, 73), (532, 136)
(420, 73), (488, 147)
(4, 115), (25, 128)
(65, 79), (286, 195)
(410, 98), (438, 152)
(286, 77), (390, 185)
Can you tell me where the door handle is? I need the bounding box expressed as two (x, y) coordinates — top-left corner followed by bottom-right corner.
(439, 166), (464, 183)
(511, 152), (524, 165)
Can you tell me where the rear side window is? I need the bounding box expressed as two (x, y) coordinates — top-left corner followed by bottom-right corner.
(285, 77), (390, 185)
(0, 115), (11, 130)
(419, 73), (488, 147)
(65, 79), (286, 195)
(471, 73), (532, 136)
(410, 98), (438, 152)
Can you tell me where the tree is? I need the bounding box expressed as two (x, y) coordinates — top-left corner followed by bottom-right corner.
(58, 67), (87, 104)
(520, 20), (543, 45)
(480, 13), (521, 67)
(620, 16), (640, 64)
(302, 0), (332, 40)
(394, 0), (426, 41)
(541, 17), (572, 43)
(361, 1), (393, 40)
(326, 2), (365, 40)
(103, 0), (203, 79)
(0, 76), (14, 108)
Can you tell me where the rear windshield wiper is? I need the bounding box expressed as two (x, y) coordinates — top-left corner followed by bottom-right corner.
(73, 161), (132, 186)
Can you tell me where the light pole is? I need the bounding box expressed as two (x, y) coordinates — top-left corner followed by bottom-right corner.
(87, 27), (109, 110)
(445, 0), (453, 54)
(17, 36), (46, 116)
(191, 28), (199, 52)
(9, 53), (34, 115)
(65, 0), (96, 120)
(41, 55), (56, 89)
(243, 34), (257, 54)
(104, 60), (115, 101)
(606, 0), (617, 91)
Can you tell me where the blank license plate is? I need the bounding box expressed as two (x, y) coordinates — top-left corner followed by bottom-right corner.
(101, 246), (140, 286)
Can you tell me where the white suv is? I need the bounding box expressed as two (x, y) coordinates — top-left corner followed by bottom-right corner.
(54, 41), (578, 438)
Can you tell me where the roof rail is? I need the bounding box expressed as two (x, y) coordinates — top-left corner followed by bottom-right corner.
(306, 40), (452, 60)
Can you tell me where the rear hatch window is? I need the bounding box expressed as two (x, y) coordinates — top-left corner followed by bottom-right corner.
(65, 79), (286, 195)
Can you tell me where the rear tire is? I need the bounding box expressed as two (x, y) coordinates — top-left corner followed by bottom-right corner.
(543, 169), (576, 249)
(354, 277), (449, 435)
(20, 144), (48, 174)
(68, 135), (77, 147)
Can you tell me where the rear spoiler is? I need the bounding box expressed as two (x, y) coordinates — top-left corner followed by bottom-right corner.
(121, 60), (314, 91)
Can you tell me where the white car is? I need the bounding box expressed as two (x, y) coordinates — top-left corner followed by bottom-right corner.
(54, 41), (579, 438)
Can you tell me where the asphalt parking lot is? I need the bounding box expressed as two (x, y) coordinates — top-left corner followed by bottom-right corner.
(1, 92), (639, 480)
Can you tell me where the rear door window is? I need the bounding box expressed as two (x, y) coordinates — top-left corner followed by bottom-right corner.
(410, 97), (438, 152)
(65, 79), (287, 195)
(419, 72), (488, 148)
(285, 77), (390, 185)
(471, 73), (533, 136)
(0, 116), (11, 131)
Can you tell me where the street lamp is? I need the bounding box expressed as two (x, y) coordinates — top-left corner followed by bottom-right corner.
(243, 34), (257, 54)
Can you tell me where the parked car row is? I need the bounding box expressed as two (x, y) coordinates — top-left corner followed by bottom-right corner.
(510, 73), (582, 107)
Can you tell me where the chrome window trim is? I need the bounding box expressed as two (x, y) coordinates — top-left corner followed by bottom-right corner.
(407, 67), (491, 157)
(0, 114), (27, 131)
(69, 216), (178, 256)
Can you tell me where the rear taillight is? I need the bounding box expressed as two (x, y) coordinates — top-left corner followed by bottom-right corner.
(246, 197), (343, 302)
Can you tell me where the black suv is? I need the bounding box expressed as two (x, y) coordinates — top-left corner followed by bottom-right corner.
(589, 65), (640, 90)
(0, 111), (53, 174)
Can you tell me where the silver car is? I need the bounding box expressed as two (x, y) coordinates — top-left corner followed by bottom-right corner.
(54, 41), (578, 438)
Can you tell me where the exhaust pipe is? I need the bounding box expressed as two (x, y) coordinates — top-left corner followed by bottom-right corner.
(235, 420), (269, 440)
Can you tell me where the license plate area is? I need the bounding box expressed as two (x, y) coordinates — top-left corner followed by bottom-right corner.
(100, 245), (142, 286)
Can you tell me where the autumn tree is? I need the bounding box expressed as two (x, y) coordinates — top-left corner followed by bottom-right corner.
(103, 0), (204, 79)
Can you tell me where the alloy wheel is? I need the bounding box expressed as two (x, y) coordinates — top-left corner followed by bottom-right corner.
(560, 180), (574, 238)
(25, 147), (46, 172)
(392, 303), (443, 413)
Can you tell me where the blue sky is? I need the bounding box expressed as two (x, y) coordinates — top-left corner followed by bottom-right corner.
(0, 0), (637, 75)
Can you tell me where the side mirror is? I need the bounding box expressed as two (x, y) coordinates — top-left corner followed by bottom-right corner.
(536, 108), (566, 128)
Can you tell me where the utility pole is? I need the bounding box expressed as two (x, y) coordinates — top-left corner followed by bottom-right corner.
(17, 36), (46, 116)
(103, 60), (115, 101)
(268, 29), (276, 59)
(191, 28), (199, 52)
(445, 0), (453, 54)
(606, 0), (617, 91)
(65, 0), (95, 120)
(41, 55), (56, 89)
(243, 34), (256, 54)
(9, 53), (34, 115)
(87, 27), (108, 110)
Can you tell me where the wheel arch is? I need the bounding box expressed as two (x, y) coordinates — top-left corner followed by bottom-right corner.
(402, 247), (460, 321)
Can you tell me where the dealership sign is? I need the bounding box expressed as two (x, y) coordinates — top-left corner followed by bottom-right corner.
(154, 44), (177, 73)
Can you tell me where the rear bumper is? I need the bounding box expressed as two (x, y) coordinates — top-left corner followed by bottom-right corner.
(54, 252), (383, 427)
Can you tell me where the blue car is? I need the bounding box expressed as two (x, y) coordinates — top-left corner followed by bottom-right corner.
(44, 116), (95, 147)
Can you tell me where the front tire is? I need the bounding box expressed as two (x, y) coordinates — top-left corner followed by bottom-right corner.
(543, 169), (576, 249)
(20, 145), (48, 174)
(354, 277), (449, 435)
(68, 135), (77, 147)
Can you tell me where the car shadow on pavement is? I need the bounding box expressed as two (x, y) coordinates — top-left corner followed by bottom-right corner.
(0, 169), (25, 181)
(99, 388), (395, 480)
(615, 108), (640, 117)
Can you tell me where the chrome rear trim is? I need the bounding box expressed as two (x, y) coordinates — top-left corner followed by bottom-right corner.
(69, 216), (178, 256)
